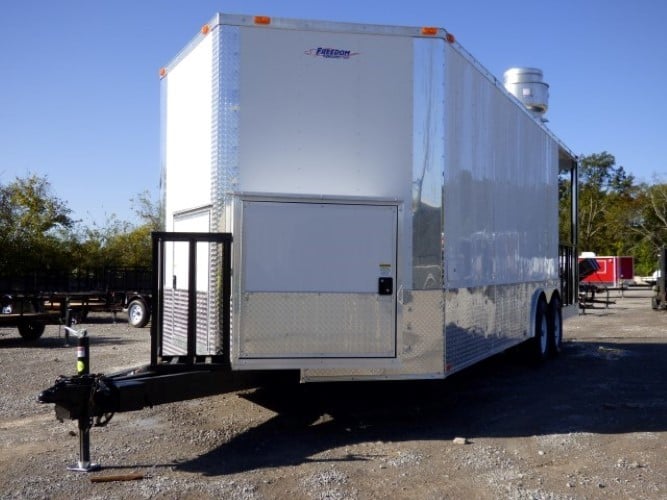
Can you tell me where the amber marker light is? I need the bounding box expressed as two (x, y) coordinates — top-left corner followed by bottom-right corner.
(201, 24), (210, 35)
(254, 16), (271, 25)
(421, 26), (438, 36)
(159, 67), (167, 78)
(446, 33), (456, 44)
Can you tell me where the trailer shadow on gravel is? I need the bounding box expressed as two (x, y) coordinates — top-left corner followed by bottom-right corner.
(177, 339), (667, 476)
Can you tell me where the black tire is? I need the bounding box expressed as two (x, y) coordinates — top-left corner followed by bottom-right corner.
(18, 320), (46, 341)
(529, 298), (549, 363)
(127, 299), (150, 328)
(548, 295), (563, 357)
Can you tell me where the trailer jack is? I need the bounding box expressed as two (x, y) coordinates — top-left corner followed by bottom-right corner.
(37, 327), (116, 471)
(38, 363), (283, 471)
(37, 328), (139, 471)
(38, 373), (116, 471)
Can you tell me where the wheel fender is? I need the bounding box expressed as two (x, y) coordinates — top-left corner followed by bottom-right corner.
(126, 295), (149, 312)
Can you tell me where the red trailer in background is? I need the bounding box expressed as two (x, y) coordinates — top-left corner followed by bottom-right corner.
(579, 255), (634, 287)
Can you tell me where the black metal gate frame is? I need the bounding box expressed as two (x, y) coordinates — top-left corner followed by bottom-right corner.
(150, 231), (233, 369)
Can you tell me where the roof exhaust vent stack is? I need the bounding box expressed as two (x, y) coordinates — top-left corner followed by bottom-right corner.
(503, 67), (549, 121)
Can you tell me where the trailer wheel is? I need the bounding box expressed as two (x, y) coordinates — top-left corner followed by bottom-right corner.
(548, 295), (563, 357)
(18, 320), (46, 341)
(128, 299), (150, 328)
(530, 298), (549, 363)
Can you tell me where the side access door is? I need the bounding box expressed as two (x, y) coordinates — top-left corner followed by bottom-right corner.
(234, 200), (398, 367)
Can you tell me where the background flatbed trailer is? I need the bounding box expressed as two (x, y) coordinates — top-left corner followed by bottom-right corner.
(0, 267), (152, 340)
(0, 299), (60, 340)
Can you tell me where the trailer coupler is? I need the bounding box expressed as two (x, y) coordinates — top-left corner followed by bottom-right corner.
(38, 373), (117, 422)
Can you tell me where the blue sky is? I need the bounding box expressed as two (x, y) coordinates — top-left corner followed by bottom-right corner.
(1, 0), (665, 226)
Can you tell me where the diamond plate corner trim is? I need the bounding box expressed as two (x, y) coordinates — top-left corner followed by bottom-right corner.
(216, 25), (240, 234)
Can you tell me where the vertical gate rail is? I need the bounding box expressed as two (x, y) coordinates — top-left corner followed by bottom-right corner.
(559, 244), (577, 306)
(150, 232), (233, 368)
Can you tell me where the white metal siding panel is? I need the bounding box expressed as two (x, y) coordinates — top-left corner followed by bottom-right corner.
(443, 45), (559, 289)
(411, 38), (445, 292)
(442, 43), (561, 374)
(236, 27), (412, 202)
(163, 34), (213, 229)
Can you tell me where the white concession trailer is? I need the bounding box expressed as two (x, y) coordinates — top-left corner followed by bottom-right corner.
(159, 13), (578, 383)
(39, 13), (580, 470)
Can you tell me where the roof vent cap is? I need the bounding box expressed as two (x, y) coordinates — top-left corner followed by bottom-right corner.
(503, 67), (549, 120)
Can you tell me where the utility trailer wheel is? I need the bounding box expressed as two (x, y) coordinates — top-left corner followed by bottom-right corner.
(18, 319), (46, 341)
(127, 299), (150, 328)
(548, 296), (563, 357)
(529, 298), (549, 363)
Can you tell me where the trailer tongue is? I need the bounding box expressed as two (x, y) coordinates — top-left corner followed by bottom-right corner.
(37, 361), (272, 471)
(38, 232), (295, 470)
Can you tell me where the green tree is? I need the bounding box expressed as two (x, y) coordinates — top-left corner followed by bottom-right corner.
(130, 190), (162, 232)
(0, 174), (75, 275)
(117, 190), (161, 267)
(558, 151), (666, 274)
(76, 190), (161, 269)
(577, 152), (638, 255)
(625, 182), (667, 274)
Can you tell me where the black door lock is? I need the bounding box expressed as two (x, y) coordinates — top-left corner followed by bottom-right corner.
(378, 277), (393, 295)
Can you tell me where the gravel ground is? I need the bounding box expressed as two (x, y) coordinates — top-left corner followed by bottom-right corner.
(1, 289), (666, 499)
